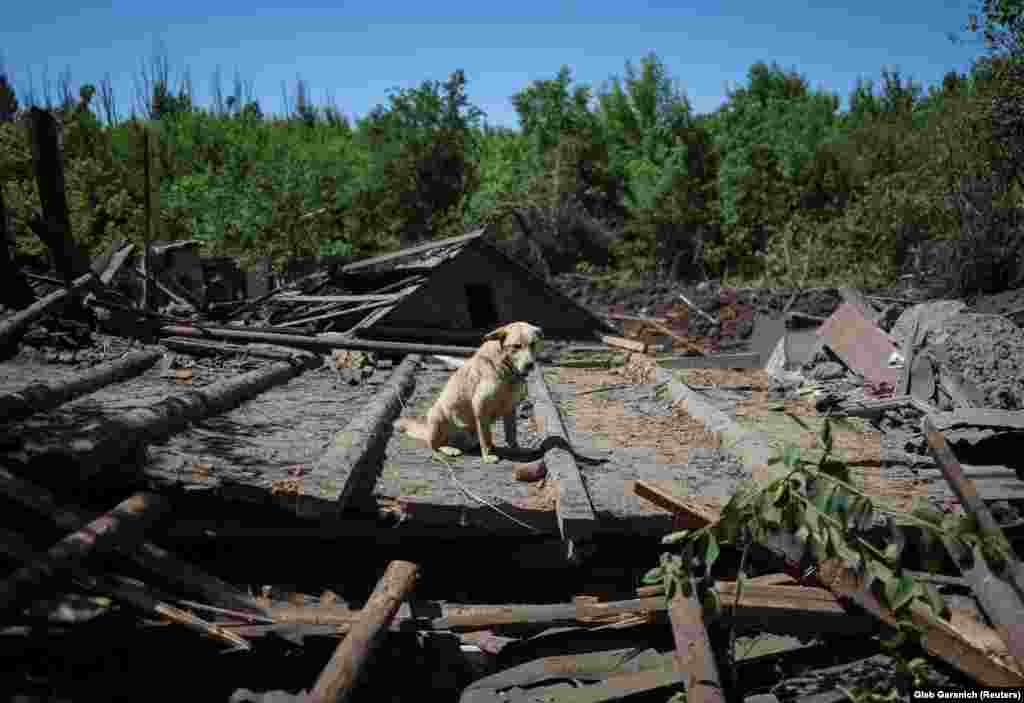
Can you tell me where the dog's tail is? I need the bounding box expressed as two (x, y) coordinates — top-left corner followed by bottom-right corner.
(393, 417), (431, 442)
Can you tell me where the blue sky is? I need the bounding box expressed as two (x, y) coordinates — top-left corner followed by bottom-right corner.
(2, 0), (984, 127)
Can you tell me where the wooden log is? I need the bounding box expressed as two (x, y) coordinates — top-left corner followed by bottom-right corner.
(0, 349), (163, 422)
(159, 324), (479, 357)
(668, 580), (726, 703)
(0, 530), (250, 650)
(160, 336), (316, 364)
(598, 334), (647, 354)
(357, 326), (487, 345)
(0, 466), (266, 615)
(285, 355), (419, 517)
(528, 365), (597, 544)
(30, 359), (308, 478)
(310, 560), (419, 703)
(0, 271), (97, 350)
(26, 107), (91, 283)
(923, 415), (1024, 673)
(0, 492), (169, 618)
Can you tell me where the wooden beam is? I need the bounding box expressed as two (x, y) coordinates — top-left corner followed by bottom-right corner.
(159, 323), (479, 356)
(0, 492), (169, 618)
(668, 579), (726, 703)
(632, 480), (720, 529)
(528, 365), (598, 544)
(923, 415), (1024, 674)
(309, 560), (419, 703)
(598, 334), (647, 354)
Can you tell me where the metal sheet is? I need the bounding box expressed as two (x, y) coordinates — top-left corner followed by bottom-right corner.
(816, 302), (901, 387)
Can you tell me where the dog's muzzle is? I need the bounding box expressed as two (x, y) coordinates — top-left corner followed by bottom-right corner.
(502, 358), (533, 383)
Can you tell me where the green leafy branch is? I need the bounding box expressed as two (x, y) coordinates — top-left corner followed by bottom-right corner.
(643, 417), (1001, 697)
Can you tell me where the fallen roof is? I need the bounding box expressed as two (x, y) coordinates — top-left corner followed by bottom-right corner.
(340, 229), (486, 274)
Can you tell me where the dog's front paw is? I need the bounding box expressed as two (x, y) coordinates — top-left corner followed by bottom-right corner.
(480, 453), (500, 464)
(437, 446), (463, 457)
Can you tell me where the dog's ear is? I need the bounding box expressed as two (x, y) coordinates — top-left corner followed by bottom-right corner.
(483, 325), (509, 343)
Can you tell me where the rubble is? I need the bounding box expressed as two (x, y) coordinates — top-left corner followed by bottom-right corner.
(4, 111), (1024, 701)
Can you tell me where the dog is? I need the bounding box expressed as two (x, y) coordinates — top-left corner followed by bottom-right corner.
(394, 322), (543, 464)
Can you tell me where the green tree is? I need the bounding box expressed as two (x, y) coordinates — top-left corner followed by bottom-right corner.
(356, 69), (484, 246)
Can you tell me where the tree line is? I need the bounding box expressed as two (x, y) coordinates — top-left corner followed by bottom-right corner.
(1, 3), (1022, 294)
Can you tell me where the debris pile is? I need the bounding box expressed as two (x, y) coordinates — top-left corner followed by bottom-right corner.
(2, 107), (1024, 701)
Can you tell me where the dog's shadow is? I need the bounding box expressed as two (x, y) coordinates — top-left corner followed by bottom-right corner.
(495, 435), (607, 467)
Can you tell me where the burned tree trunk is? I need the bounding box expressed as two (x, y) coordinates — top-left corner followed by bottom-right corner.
(26, 108), (91, 285)
(0, 184), (35, 312)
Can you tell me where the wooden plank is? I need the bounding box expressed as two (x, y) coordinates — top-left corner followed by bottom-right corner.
(816, 302), (900, 387)
(599, 334), (647, 354)
(528, 365), (598, 544)
(309, 560), (419, 703)
(923, 416), (1024, 674)
(657, 352), (761, 370)
(668, 580), (726, 703)
(632, 480), (720, 529)
(0, 493), (169, 618)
